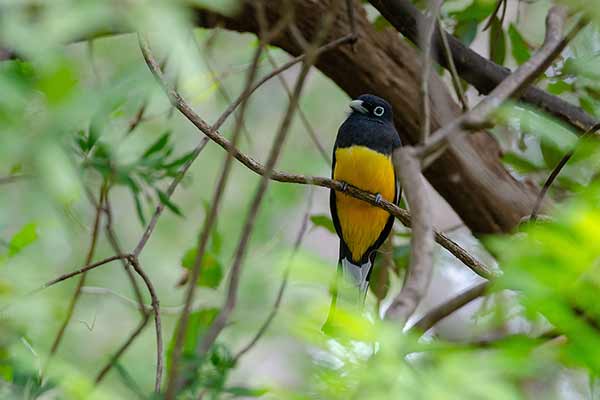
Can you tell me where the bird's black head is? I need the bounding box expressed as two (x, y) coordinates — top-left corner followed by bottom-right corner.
(348, 94), (393, 123)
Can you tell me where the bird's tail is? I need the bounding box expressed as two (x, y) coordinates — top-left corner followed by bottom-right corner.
(322, 258), (372, 335)
(340, 258), (373, 302)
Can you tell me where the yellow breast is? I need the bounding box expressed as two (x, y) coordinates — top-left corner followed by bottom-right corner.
(333, 145), (395, 262)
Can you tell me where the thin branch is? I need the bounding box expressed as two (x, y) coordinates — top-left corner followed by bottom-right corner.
(438, 18), (468, 111)
(234, 190), (313, 361)
(408, 281), (489, 333)
(530, 122), (600, 221)
(385, 148), (434, 323)
(196, 29), (254, 145)
(266, 49), (331, 164)
(132, 139), (209, 257)
(127, 255), (163, 393)
(96, 315), (150, 384)
(419, 6), (576, 161)
(35, 254), (130, 293)
(419, 0), (443, 143)
(46, 183), (106, 365)
(104, 192), (146, 315)
(210, 33), (356, 133)
(530, 152), (572, 221)
(483, 0), (507, 31)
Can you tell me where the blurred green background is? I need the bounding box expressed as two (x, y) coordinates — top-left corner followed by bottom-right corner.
(1, 0), (600, 399)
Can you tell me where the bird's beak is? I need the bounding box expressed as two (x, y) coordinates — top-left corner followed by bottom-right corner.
(349, 99), (368, 114)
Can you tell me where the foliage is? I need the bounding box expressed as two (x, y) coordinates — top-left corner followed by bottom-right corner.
(0, 0), (599, 399)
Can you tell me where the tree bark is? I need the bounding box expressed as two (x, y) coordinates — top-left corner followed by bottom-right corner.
(195, 0), (538, 234)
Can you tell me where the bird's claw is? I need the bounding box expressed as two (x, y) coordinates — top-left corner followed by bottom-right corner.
(340, 182), (349, 192)
(375, 193), (383, 204)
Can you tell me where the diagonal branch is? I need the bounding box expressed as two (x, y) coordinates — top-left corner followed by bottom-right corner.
(368, 0), (596, 133)
(419, 6), (577, 161)
(408, 281), (489, 333)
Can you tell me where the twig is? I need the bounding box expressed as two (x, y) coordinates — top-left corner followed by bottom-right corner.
(96, 316), (150, 384)
(530, 122), (600, 221)
(196, 29), (254, 145)
(385, 148), (434, 323)
(483, 0), (507, 31)
(418, 6), (576, 162)
(104, 192), (146, 315)
(126, 255), (163, 393)
(132, 139), (209, 257)
(35, 255), (130, 293)
(438, 18), (468, 111)
(46, 184), (106, 367)
(234, 190), (313, 361)
(419, 0), (443, 143)
(530, 152), (572, 221)
(408, 281), (489, 333)
(210, 33), (356, 132)
(266, 50), (331, 164)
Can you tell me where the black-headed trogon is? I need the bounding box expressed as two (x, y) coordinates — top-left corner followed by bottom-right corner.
(329, 94), (401, 305)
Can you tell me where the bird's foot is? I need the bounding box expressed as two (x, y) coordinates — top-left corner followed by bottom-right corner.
(340, 181), (349, 192)
(374, 193), (383, 204)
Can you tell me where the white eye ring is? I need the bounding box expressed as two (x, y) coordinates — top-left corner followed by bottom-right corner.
(373, 106), (385, 117)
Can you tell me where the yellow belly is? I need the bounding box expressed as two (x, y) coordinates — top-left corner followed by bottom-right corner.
(333, 145), (395, 262)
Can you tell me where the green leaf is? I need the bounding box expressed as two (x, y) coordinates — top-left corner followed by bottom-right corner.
(454, 20), (479, 46)
(392, 243), (411, 274)
(502, 152), (545, 173)
(156, 189), (183, 217)
(114, 363), (146, 399)
(451, 0), (497, 23)
(143, 131), (171, 158)
(508, 24), (531, 65)
(162, 150), (196, 170)
(547, 80), (573, 95)
(540, 138), (569, 170)
(8, 223), (37, 257)
(130, 187), (147, 227)
(210, 343), (235, 372)
(489, 17), (506, 66)
(181, 247), (223, 289)
(310, 214), (335, 234)
(167, 307), (220, 374)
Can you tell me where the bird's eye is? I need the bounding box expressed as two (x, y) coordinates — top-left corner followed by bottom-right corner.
(373, 106), (385, 117)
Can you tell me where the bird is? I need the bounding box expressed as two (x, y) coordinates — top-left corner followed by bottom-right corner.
(324, 94), (401, 329)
